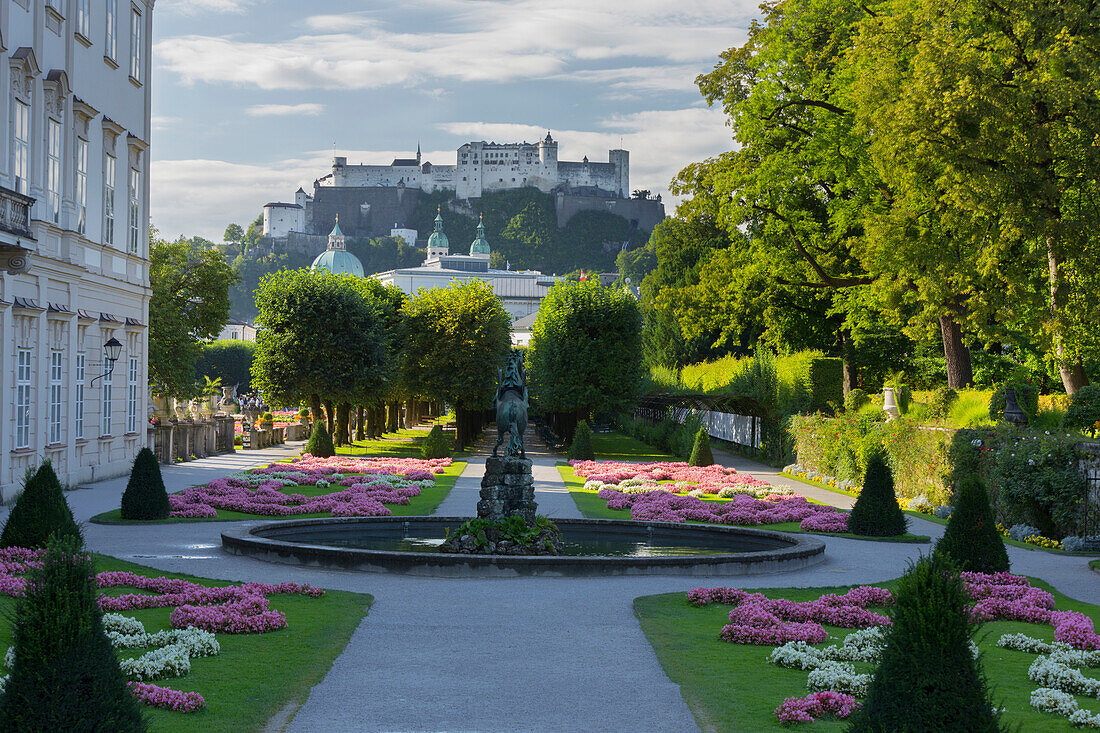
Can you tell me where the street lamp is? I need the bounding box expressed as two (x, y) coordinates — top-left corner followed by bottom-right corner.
(89, 337), (124, 385)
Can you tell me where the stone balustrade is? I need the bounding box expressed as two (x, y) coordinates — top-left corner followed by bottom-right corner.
(150, 416), (237, 465)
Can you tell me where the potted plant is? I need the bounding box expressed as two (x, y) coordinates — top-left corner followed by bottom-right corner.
(200, 375), (222, 416)
(298, 407), (311, 424)
(260, 411), (274, 430)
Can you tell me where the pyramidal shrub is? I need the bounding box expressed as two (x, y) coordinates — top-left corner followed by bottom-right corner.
(0, 535), (146, 731)
(846, 554), (1003, 732)
(305, 420), (335, 458)
(935, 474), (1009, 573)
(568, 420), (595, 461)
(0, 461), (82, 549)
(120, 448), (171, 520)
(688, 427), (714, 466)
(847, 452), (907, 537)
(421, 424), (451, 459)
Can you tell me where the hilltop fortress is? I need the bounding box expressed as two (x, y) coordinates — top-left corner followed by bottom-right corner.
(262, 132), (664, 248)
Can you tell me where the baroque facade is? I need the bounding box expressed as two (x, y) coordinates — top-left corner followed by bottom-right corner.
(0, 0), (154, 499)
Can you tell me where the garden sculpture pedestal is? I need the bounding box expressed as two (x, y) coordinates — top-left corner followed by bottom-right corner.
(478, 457), (536, 525)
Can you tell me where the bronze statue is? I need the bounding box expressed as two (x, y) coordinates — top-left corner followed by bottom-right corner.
(492, 350), (528, 458)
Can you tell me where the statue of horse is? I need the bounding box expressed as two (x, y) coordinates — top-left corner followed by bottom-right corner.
(493, 351), (529, 458)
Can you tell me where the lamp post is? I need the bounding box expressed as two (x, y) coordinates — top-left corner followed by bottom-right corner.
(89, 337), (124, 385)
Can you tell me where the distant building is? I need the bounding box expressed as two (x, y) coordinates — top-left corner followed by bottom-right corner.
(309, 217), (364, 277)
(0, 1), (155, 498)
(217, 321), (257, 342)
(373, 212), (560, 321)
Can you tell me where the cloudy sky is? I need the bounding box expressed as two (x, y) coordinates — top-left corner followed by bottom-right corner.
(151, 0), (760, 240)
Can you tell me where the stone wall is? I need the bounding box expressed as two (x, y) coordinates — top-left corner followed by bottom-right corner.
(307, 186), (424, 239)
(554, 193), (665, 231)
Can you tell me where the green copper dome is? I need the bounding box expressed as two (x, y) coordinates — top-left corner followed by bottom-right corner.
(469, 216), (490, 256)
(310, 248), (364, 277)
(427, 210), (449, 252)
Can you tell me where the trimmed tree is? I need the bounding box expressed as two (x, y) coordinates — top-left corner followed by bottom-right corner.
(0, 535), (146, 731)
(0, 461), (81, 549)
(568, 420), (595, 461)
(120, 448), (171, 520)
(688, 427), (714, 466)
(421, 425), (451, 460)
(847, 452), (907, 537)
(847, 553), (1002, 732)
(935, 475), (1009, 573)
(305, 420), (336, 458)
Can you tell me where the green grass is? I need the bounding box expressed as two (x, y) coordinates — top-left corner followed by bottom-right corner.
(634, 578), (1100, 732)
(1091, 559), (1100, 571)
(0, 553), (370, 733)
(558, 465), (929, 542)
(590, 431), (676, 461)
(947, 389), (996, 428)
(336, 426), (469, 459)
(90, 461), (467, 524)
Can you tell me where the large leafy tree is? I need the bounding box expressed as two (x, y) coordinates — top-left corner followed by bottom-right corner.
(526, 281), (644, 436)
(252, 269), (391, 439)
(402, 279), (512, 448)
(149, 231), (237, 398)
(848, 0), (1100, 393)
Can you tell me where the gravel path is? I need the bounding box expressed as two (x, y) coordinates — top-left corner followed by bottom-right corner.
(4, 435), (1096, 731)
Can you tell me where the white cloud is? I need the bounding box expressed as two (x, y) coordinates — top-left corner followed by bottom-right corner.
(151, 107), (732, 240)
(157, 0), (257, 15)
(245, 103), (324, 116)
(151, 115), (180, 131)
(155, 1), (753, 92)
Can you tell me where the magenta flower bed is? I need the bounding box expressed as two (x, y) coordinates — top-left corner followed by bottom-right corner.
(775, 691), (862, 724)
(0, 547), (326, 713)
(167, 455), (452, 519)
(573, 459), (849, 533)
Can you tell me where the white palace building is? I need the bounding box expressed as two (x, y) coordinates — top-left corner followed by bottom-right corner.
(0, 0), (154, 499)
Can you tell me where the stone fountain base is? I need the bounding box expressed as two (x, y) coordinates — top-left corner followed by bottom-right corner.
(477, 456), (536, 525)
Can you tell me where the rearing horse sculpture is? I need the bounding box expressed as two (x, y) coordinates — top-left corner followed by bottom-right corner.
(492, 351), (528, 458)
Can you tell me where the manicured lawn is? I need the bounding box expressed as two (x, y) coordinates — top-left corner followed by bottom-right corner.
(590, 431), (676, 461)
(1092, 559), (1100, 572)
(635, 578), (1100, 732)
(91, 461), (467, 524)
(0, 554), (371, 733)
(558, 464), (929, 542)
(336, 426), (469, 459)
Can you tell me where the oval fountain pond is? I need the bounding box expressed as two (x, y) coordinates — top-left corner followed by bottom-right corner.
(221, 517), (825, 577)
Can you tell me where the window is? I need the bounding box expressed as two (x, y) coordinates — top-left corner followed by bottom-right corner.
(104, 154), (116, 245)
(129, 8), (142, 81)
(105, 0), (117, 62)
(47, 118), (62, 223)
(75, 353), (86, 439)
(49, 351), (63, 444)
(76, 0), (90, 38)
(15, 349), (32, 449)
(126, 357), (138, 433)
(13, 100), (30, 195)
(101, 357), (113, 436)
(76, 138), (88, 234)
(128, 168), (140, 253)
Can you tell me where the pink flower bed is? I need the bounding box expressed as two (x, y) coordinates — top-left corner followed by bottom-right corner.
(167, 455), (451, 519)
(689, 586), (894, 645)
(775, 691), (862, 724)
(574, 459), (849, 532)
(129, 682), (206, 712)
(0, 547), (326, 712)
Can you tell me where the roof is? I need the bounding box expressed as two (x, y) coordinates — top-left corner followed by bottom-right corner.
(310, 249), (364, 278)
(329, 218), (344, 237)
(512, 311), (539, 330)
(264, 202), (302, 209)
(469, 218), (490, 256)
(391, 158), (419, 166)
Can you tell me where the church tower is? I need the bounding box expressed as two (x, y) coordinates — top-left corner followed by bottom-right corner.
(426, 208), (450, 259)
(469, 214), (490, 259)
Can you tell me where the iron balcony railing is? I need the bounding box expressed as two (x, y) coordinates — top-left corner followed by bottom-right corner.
(0, 185), (35, 240)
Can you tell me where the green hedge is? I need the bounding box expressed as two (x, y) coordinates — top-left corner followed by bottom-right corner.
(195, 339), (256, 393)
(808, 357), (843, 413)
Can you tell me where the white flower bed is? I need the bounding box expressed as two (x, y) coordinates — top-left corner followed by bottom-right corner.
(1032, 688), (1100, 728)
(806, 661), (872, 697)
(1029, 651), (1100, 697)
(119, 644), (192, 681)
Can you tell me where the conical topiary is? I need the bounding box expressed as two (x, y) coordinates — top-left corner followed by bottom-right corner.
(120, 448), (171, 520)
(847, 452), (907, 537)
(846, 554), (1003, 732)
(305, 420), (335, 458)
(0, 461), (82, 549)
(0, 534), (147, 731)
(688, 427), (714, 466)
(421, 424), (451, 459)
(935, 475), (1010, 573)
(568, 420), (595, 461)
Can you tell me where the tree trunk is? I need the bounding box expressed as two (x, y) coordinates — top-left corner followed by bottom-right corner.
(939, 313), (973, 389)
(840, 330), (857, 395)
(324, 400), (334, 435)
(404, 399), (415, 429)
(355, 406), (365, 441)
(335, 403), (350, 446)
(387, 401), (400, 433)
(310, 393), (322, 425)
(1048, 235), (1090, 394)
(455, 406), (467, 448)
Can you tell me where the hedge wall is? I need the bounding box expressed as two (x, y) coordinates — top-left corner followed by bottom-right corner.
(195, 340), (256, 393)
(808, 357), (844, 413)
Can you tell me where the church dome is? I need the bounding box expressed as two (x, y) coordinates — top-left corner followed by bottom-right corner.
(310, 248), (364, 277)
(469, 215), (490, 256)
(427, 209), (449, 252)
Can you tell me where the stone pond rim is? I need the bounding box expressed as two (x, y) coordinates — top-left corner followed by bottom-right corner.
(220, 517), (826, 577)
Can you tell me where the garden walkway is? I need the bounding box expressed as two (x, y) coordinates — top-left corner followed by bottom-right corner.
(4, 434), (1098, 731)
